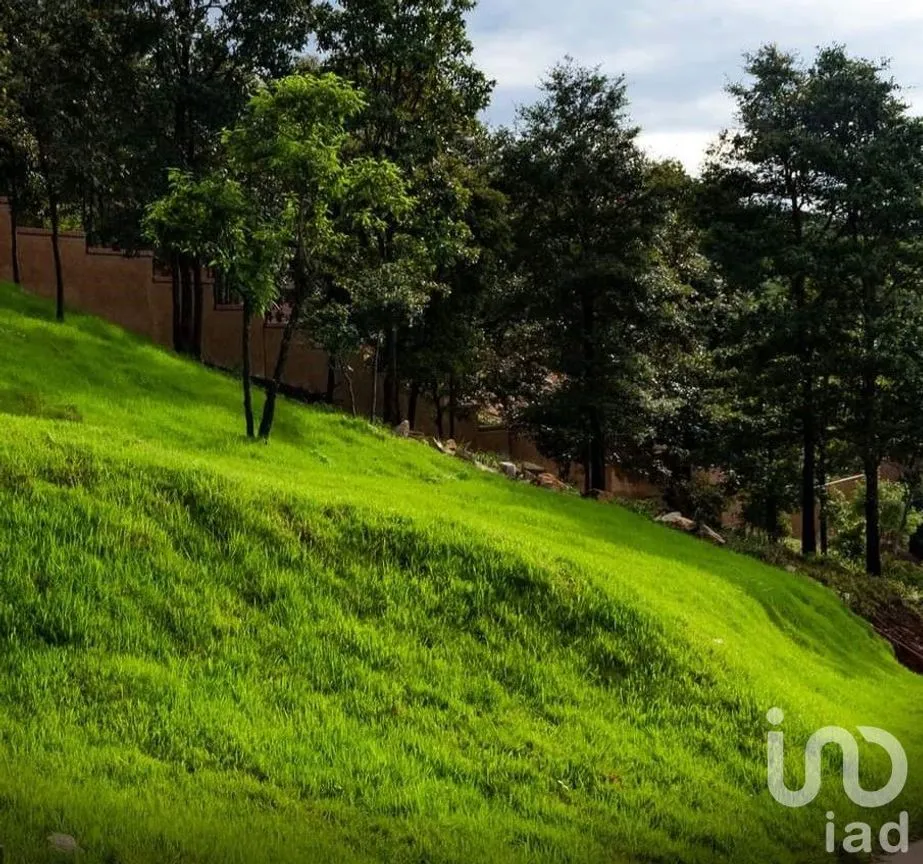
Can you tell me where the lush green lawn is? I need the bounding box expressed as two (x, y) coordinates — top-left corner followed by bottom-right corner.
(0, 281), (920, 863)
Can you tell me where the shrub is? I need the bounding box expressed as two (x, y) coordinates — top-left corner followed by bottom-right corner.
(828, 480), (923, 562)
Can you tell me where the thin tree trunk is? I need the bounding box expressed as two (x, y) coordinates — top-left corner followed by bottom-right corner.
(258, 301), (301, 440)
(433, 384), (444, 439)
(342, 363), (357, 417)
(818, 434), (829, 557)
(767, 495), (781, 545)
(448, 373), (457, 439)
(241, 300), (255, 438)
(865, 453), (882, 576)
(326, 357), (337, 405)
(407, 380), (420, 431)
(588, 408), (607, 493)
(9, 178), (21, 285)
(801, 374), (818, 556)
(583, 441), (592, 496)
(170, 252), (182, 352)
(370, 334), (380, 422)
(382, 323), (401, 425)
(45, 169), (65, 322)
(192, 260), (204, 359)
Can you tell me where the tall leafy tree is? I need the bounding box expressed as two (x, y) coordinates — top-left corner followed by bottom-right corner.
(400, 129), (513, 433)
(144, 170), (286, 436)
(805, 47), (923, 575)
(316, 0), (492, 424)
(123, 0), (313, 355)
(0, 0), (138, 320)
(499, 60), (672, 493)
(706, 45), (923, 574)
(0, 23), (32, 286)
(219, 72), (413, 440)
(704, 46), (828, 556)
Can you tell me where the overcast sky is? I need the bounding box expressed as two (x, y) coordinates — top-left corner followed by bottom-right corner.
(469, 0), (923, 175)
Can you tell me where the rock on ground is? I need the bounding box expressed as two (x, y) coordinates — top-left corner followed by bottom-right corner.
(48, 834), (80, 854)
(698, 524), (727, 546)
(536, 473), (569, 492)
(656, 512), (697, 532)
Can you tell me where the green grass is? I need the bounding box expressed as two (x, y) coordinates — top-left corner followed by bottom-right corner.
(0, 281), (920, 863)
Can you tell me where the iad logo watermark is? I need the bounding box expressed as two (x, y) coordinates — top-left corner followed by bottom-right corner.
(766, 708), (910, 855)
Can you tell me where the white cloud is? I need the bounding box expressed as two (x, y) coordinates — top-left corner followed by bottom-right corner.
(637, 130), (718, 176)
(700, 0), (923, 32)
(633, 91), (735, 132)
(474, 0), (923, 169)
(473, 29), (670, 91)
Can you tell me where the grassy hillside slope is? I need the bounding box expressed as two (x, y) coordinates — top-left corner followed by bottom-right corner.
(0, 282), (920, 863)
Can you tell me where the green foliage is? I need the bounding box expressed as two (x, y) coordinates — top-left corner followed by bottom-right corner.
(316, 0), (494, 423)
(144, 72), (416, 437)
(499, 60), (686, 492)
(316, 0), (492, 165)
(144, 168), (284, 316)
(703, 44), (923, 572)
(828, 480), (923, 562)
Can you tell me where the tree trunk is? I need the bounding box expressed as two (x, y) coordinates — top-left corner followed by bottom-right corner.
(192, 260), (204, 359)
(9, 177), (20, 285)
(407, 381), (420, 431)
(448, 373), (457, 439)
(581, 283), (607, 493)
(865, 453), (882, 576)
(179, 258), (193, 354)
(47, 176), (65, 322)
(326, 357), (337, 405)
(801, 374), (817, 556)
(382, 324), (401, 425)
(241, 301), (255, 438)
(767, 495), (781, 545)
(818, 435), (829, 557)
(370, 334), (380, 422)
(588, 409), (607, 493)
(170, 252), (182, 352)
(258, 305), (300, 440)
(433, 384), (444, 439)
(583, 442), (592, 496)
(342, 363), (357, 417)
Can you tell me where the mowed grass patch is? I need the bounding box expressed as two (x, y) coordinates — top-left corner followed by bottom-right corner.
(0, 281), (920, 863)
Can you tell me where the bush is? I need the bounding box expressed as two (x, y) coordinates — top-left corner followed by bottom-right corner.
(666, 473), (727, 527)
(828, 480), (923, 563)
